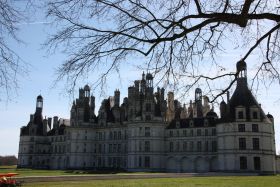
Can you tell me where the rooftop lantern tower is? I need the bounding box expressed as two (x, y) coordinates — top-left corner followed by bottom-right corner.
(195, 88), (203, 117)
(34, 95), (43, 124)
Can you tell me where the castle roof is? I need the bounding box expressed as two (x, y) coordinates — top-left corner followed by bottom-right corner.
(225, 77), (268, 122)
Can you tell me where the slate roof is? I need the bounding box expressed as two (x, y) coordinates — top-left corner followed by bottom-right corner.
(226, 77), (268, 122)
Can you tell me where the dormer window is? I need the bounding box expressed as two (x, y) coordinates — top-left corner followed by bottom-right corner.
(253, 112), (258, 119)
(250, 107), (260, 121)
(189, 120), (194, 127)
(176, 121), (180, 128)
(236, 107), (246, 121)
(204, 119), (208, 127)
(238, 111), (244, 119)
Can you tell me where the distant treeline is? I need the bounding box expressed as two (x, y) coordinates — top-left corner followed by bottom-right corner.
(0, 156), (17, 165)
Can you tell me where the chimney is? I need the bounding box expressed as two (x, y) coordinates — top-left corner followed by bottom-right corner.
(227, 91), (230, 103)
(47, 117), (52, 129)
(43, 118), (48, 136)
(53, 116), (59, 129)
(30, 114), (34, 122)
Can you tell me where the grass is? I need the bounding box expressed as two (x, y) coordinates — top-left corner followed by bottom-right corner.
(0, 165), (159, 176)
(23, 176), (280, 187)
(0, 165), (115, 176)
(1, 166), (280, 187)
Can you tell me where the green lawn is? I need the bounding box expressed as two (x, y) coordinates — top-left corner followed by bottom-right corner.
(23, 176), (280, 187)
(1, 166), (280, 187)
(0, 165), (158, 176)
(0, 165), (99, 176)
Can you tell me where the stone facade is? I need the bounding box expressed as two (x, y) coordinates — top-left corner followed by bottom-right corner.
(18, 62), (278, 174)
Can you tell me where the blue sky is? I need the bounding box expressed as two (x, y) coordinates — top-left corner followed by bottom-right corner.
(0, 1), (280, 156)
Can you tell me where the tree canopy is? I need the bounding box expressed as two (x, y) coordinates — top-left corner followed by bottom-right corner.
(14, 1), (280, 101)
(0, 0), (29, 102)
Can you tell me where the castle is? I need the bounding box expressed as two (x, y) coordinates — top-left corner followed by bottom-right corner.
(18, 61), (279, 174)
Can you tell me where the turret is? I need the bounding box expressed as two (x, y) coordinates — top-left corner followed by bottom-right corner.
(267, 113), (274, 124)
(84, 85), (90, 97)
(195, 88), (203, 118)
(237, 60), (247, 78)
(36, 95), (43, 111)
(34, 95), (43, 125)
(140, 72), (146, 94)
(79, 88), (84, 98)
(146, 73), (153, 88)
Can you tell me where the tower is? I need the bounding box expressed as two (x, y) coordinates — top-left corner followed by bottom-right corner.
(216, 60), (276, 174)
(34, 95), (43, 125)
(83, 85), (90, 122)
(146, 73), (153, 88)
(195, 88), (203, 117)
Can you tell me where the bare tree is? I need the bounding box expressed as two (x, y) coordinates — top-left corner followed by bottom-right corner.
(0, 0), (29, 102)
(46, 0), (280, 101)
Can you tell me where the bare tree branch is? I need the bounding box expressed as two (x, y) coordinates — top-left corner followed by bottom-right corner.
(45, 0), (280, 102)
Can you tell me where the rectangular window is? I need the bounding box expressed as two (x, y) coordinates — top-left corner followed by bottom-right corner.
(118, 144), (121, 152)
(238, 111), (244, 119)
(118, 131), (121, 140)
(145, 115), (151, 121)
(205, 129), (208, 136)
(197, 141), (202, 152)
(146, 103), (151, 112)
(145, 127), (150, 137)
(183, 130), (187, 136)
(205, 141), (209, 152)
(113, 144), (117, 153)
(197, 129), (201, 136)
(190, 130), (193, 136)
(170, 130), (173, 137)
(108, 157), (112, 167)
(139, 157), (142, 167)
(252, 124), (259, 132)
(145, 141), (150, 152)
(98, 144), (102, 153)
(190, 141), (194, 151)
(109, 144), (112, 153)
(139, 141), (142, 152)
(240, 156), (247, 169)
(254, 157), (261, 170)
(144, 156), (150, 168)
(114, 132), (117, 140)
(211, 141), (217, 152)
(239, 138), (246, 150)
(238, 124), (245, 132)
(170, 142), (173, 152)
(183, 142), (187, 151)
(253, 111), (258, 119)
(253, 138), (260, 150)
(176, 142), (180, 151)
(212, 128), (216, 136)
